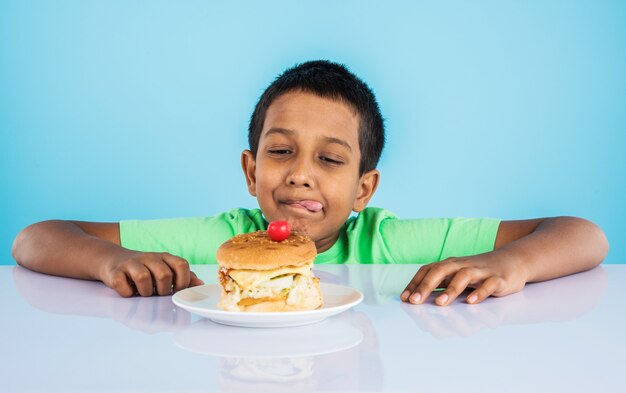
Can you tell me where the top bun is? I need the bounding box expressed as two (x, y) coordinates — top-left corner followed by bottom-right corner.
(216, 230), (317, 270)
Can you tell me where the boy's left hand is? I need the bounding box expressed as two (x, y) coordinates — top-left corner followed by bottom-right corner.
(400, 251), (529, 306)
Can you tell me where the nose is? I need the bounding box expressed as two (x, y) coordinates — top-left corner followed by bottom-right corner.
(286, 156), (315, 188)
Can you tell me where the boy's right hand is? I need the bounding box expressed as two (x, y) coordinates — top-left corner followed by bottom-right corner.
(100, 251), (204, 297)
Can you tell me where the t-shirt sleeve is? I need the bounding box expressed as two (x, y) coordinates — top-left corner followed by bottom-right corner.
(119, 209), (266, 264)
(381, 216), (501, 264)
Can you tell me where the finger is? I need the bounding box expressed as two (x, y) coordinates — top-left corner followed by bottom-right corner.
(401, 265), (431, 302)
(410, 262), (460, 304)
(466, 276), (503, 304)
(109, 269), (135, 298)
(161, 253), (191, 292)
(436, 268), (478, 306)
(126, 264), (155, 297)
(189, 271), (205, 287)
(145, 257), (174, 296)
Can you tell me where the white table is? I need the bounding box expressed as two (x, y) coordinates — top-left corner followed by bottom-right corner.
(1, 264), (624, 392)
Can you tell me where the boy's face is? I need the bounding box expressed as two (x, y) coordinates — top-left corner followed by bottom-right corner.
(242, 91), (379, 252)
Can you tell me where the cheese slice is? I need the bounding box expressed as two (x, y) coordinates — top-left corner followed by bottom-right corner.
(227, 265), (312, 290)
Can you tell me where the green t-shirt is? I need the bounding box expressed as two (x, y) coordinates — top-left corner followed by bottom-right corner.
(119, 207), (501, 264)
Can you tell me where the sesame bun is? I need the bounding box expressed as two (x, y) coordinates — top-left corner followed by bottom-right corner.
(216, 230), (316, 271)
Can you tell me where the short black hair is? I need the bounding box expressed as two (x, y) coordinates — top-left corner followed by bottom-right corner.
(248, 60), (385, 175)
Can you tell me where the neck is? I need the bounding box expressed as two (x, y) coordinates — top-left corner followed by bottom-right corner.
(314, 232), (340, 253)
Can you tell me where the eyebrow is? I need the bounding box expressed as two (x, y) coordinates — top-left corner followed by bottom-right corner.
(265, 127), (353, 152)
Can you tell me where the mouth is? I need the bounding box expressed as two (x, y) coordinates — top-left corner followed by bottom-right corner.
(281, 200), (324, 214)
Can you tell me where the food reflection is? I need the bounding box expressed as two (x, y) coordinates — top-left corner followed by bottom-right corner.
(400, 266), (608, 338)
(174, 310), (383, 392)
(12, 266), (191, 334)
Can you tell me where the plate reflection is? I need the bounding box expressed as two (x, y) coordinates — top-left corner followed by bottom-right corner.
(174, 310), (383, 392)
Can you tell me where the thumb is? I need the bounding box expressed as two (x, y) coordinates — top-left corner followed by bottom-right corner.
(189, 271), (205, 287)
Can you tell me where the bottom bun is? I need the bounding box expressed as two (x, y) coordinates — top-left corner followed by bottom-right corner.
(242, 298), (322, 312)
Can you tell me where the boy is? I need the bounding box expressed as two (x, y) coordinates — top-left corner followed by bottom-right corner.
(12, 60), (609, 306)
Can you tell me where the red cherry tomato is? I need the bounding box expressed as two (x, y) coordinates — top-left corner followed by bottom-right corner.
(268, 221), (290, 241)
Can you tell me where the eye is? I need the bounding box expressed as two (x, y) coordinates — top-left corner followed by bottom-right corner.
(319, 155), (343, 165)
(268, 149), (292, 155)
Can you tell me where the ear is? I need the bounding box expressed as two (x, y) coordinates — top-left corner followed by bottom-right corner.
(352, 169), (380, 213)
(241, 150), (257, 197)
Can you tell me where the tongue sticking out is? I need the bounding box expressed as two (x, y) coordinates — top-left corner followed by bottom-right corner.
(296, 200), (323, 212)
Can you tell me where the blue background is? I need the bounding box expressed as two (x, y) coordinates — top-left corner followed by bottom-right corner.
(1, 1), (625, 265)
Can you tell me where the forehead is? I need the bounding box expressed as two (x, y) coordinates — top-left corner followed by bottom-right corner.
(262, 91), (360, 147)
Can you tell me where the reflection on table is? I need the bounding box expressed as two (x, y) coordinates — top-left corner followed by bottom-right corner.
(11, 266), (383, 391)
(4, 263), (622, 393)
(174, 311), (382, 392)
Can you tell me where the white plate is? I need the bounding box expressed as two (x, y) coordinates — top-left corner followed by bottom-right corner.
(172, 283), (363, 328)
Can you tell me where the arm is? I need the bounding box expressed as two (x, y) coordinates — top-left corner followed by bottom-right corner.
(493, 217), (608, 282)
(400, 216), (609, 306)
(12, 220), (203, 297)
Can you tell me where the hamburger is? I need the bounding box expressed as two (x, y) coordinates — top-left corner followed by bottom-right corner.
(216, 230), (323, 312)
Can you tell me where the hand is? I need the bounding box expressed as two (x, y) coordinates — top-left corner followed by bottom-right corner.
(400, 252), (528, 306)
(100, 250), (205, 297)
